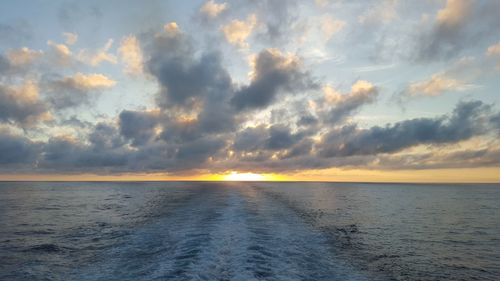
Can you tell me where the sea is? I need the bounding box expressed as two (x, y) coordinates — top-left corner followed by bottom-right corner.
(0, 181), (499, 281)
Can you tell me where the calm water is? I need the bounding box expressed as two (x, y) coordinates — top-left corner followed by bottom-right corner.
(0, 182), (499, 280)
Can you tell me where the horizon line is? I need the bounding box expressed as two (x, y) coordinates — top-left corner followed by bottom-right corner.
(1, 180), (499, 185)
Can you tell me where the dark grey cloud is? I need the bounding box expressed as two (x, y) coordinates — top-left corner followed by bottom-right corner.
(146, 29), (234, 107)
(266, 125), (302, 150)
(176, 136), (226, 166)
(1, 98), (498, 174)
(41, 130), (127, 171)
(318, 100), (491, 157)
(119, 110), (159, 146)
(43, 79), (89, 109)
(159, 118), (203, 144)
(233, 124), (306, 152)
(297, 115), (318, 127)
(145, 27), (238, 137)
(231, 49), (317, 110)
(0, 130), (39, 165)
(89, 122), (125, 150)
(490, 112), (500, 132)
(60, 115), (93, 128)
(370, 146), (500, 170)
(232, 126), (267, 151)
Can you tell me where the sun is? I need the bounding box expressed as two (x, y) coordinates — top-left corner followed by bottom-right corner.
(223, 171), (266, 181)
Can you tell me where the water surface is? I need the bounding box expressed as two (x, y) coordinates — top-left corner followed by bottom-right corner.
(0, 182), (499, 280)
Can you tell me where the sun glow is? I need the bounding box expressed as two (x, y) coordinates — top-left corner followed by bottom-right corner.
(223, 171), (266, 181)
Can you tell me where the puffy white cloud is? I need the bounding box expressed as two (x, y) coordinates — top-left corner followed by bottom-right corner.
(119, 35), (143, 74)
(407, 74), (467, 96)
(200, 0), (227, 18)
(47, 40), (72, 65)
(436, 0), (472, 28)
(221, 14), (257, 48)
(65, 73), (116, 89)
(163, 22), (181, 37)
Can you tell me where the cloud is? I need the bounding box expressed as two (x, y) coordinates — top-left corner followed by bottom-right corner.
(231, 48), (317, 110)
(318, 100), (492, 157)
(2, 7), (500, 176)
(147, 23), (234, 111)
(486, 42), (500, 69)
(0, 81), (50, 126)
(416, 0), (500, 61)
(163, 22), (181, 36)
(44, 73), (116, 109)
(221, 14), (257, 48)
(0, 129), (39, 166)
(436, 0), (472, 28)
(47, 40), (72, 65)
(406, 74), (467, 96)
(175, 136), (226, 166)
(200, 0), (227, 18)
(77, 39), (117, 66)
(141, 23), (237, 147)
(88, 122), (125, 150)
(118, 35), (144, 74)
(250, 0), (301, 45)
(62, 32), (78, 45)
(40, 134), (127, 170)
(320, 80), (378, 123)
(266, 125), (303, 150)
(486, 42), (500, 56)
(6, 47), (43, 66)
(401, 57), (480, 98)
(231, 124), (310, 164)
(3, 97), (498, 174)
(233, 126), (267, 152)
(119, 110), (160, 146)
(64, 73), (116, 89)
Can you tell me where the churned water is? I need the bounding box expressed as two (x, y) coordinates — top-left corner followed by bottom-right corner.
(0, 182), (499, 280)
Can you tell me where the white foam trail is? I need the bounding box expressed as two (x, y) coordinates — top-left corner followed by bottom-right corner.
(74, 184), (372, 280)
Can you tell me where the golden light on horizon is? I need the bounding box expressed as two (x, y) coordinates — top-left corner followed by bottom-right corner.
(223, 171), (266, 181)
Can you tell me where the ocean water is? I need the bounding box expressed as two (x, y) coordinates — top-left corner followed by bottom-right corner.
(0, 182), (499, 281)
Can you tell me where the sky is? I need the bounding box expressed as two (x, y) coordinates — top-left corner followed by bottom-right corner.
(0, 0), (500, 182)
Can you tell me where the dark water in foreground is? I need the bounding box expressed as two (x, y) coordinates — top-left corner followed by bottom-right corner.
(0, 182), (499, 280)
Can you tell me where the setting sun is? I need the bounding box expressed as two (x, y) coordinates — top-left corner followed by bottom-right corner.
(223, 172), (266, 181)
